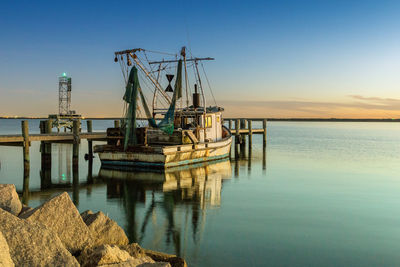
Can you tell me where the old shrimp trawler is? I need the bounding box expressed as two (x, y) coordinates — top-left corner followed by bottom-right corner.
(94, 47), (232, 168)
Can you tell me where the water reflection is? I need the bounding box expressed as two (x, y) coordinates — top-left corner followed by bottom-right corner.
(97, 160), (232, 256)
(19, 140), (267, 260)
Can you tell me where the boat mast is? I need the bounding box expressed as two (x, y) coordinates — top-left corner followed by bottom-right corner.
(194, 59), (207, 140)
(152, 63), (162, 116)
(182, 47), (190, 108)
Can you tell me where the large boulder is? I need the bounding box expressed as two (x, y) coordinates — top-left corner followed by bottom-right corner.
(0, 184), (22, 215)
(78, 244), (134, 267)
(19, 192), (91, 253)
(0, 208), (79, 266)
(144, 249), (187, 267)
(81, 210), (129, 246)
(0, 231), (14, 267)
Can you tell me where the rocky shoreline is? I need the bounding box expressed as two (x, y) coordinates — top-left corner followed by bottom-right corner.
(0, 184), (187, 267)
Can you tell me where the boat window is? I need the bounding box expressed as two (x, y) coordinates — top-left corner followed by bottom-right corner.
(205, 115), (212, 128)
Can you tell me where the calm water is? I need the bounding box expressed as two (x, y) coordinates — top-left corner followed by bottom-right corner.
(1, 119), (400, 266)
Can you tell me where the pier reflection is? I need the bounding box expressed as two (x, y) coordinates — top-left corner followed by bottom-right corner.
(19, 141), (267, 260)
(98, 160), (232, 256)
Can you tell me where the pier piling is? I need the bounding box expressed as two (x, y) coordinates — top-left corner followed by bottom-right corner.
(248, 120), (252, 148)
(39, 120), (52, 189)
(235, 119), (240, 158)
(72, 119), (80, 165)
(87, 120), (93, 158)
(240, 119), (246, 158)
(21, 121), (30, 172)
(46, 119), (53, 134)
(263, 119), (267, 147)
(114, 120), (120, 128)
(44, 120), (52, 166)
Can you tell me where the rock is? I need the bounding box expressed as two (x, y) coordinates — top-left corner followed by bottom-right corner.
(120, 243), (147, 259)
(144, 249), (187, 267)
(0, 208), (79, 267)
(103, 261), (171, 267)
(19, 192), (91, 253)
(81, 209), (94, 221)
(18, 204), (33, 218)
(0, 231), (14, 267)
(78, 244), (133, 267)
(0, 184), (22, 216)
(140, 263), (171, 267)
(81, 210), (129, 247)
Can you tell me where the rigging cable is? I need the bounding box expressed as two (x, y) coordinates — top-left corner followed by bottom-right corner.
(200, 61), (217, 106)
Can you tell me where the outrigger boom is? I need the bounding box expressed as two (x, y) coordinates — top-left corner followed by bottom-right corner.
(148, 57), (214, 65)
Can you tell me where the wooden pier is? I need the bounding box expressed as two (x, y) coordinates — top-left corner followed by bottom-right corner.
(0, 118), (267, 171)
(223, 118), (267, 159)
(0, 118), (267, 203)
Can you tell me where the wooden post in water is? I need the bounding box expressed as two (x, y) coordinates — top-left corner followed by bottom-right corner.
(21, 121), (30, 172)
(235, 119), (240, 158)
(39, 120), (45, 155)
(240, 119), (246, 158)
(72, 119), (80, 165)
(72, 119), (80, 203)
(21, 120), (30, 204)
(87, 120), (94, 183)
(263, 119), (267, 147)
(248, 120), (252, 160)
(22, 169), (30, 205)
(46, 119), (53, 134)
(44, 119), (52, 166)
(72, 161), (79, 206)
(228, 119), (232, 130)
(248, 120), (252, 146)
(39, 120), (52, 189)
(114, 120), (120, 128)
(87, 120), (93, 158)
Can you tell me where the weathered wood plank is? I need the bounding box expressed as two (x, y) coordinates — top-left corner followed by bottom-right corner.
(0, 132), (107, 143)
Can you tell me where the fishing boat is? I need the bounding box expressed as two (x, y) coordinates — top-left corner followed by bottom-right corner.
(94, 47), (232, 168)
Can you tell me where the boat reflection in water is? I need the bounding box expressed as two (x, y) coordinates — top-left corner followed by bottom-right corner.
(97, 159), (232, 257)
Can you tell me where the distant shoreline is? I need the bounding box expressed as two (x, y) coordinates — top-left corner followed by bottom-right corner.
(1, 117), (399, 122)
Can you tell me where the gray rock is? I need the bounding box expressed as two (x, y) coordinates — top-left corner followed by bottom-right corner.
(0, 184), (22, 216)
(0, 231), (14, 267)
(78, 244), (133, 267)
(81, 210), (129, 247)
(19, 192), (91, 253)
(0, 208), (79, 267)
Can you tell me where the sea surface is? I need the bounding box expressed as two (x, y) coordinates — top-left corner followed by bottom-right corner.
(1, 119), (400, 266)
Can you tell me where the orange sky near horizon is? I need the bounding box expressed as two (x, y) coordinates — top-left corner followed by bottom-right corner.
(3, 95), (400, 119)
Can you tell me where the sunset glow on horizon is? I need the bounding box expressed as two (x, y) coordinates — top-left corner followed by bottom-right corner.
(1, 0), (400, 118)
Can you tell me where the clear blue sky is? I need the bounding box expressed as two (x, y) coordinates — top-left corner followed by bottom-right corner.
(1, 0), (400, 117)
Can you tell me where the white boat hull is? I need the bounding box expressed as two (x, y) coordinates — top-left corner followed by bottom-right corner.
(97, 136), (232, 169)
